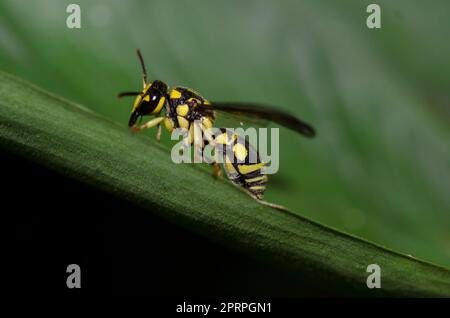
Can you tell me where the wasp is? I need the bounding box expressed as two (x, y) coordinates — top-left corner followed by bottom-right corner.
(118, 50), (315, 201)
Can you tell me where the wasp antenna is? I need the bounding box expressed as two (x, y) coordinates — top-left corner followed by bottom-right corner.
(136, 49), (148, 87)
(117, 91), (141, 99)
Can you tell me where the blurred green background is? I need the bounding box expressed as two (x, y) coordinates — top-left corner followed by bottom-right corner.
(1, 0), (449, 268)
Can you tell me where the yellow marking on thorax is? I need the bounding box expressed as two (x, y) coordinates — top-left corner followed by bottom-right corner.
(170, 89), (182, 99)
(237, 162), (265, 175)
(187, 97), (201, 105)
(232, 143), (248, 161)
(176, 104), (189, 117)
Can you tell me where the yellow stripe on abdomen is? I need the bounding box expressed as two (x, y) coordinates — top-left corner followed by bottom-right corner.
(245, 175), (267, 183)
(248, 185), (266, 191)
(237, 162), (264, 175)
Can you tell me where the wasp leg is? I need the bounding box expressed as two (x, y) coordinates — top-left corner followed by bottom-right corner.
(192, 121), (204, 163)
(212, 162), (222, 178)
(202, 130), (222, 177)
(156, 124), (162, 142)
(204, 139), (222, 178)
(132, 117), (165, 133)
(183, 127), (192, 149)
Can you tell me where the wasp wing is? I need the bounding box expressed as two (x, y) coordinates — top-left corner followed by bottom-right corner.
(210, 109), (270, 131)
(197, 102), (316, 137)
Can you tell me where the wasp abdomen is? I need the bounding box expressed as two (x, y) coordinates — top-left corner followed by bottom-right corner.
(213, 129), (267, 199)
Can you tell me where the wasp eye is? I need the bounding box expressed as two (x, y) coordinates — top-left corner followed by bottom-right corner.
(152, 95), (158, 101)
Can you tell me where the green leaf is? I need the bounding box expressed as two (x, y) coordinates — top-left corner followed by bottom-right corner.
(1, 71), (449, 296)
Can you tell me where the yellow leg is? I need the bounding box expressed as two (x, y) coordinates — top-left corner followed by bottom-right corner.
(183, 128), (191, 149)
(156, 124), (162, 142)
(132, 117), (165, 132)
(193, 121), (203, 163)
(201, 127), (219, 173)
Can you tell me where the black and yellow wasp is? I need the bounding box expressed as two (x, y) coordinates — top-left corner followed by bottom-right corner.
(118, 49), (315, 200)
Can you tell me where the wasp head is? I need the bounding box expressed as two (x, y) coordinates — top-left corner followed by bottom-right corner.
(127, 80), (168, 127)
(118, 49), (169, 128)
